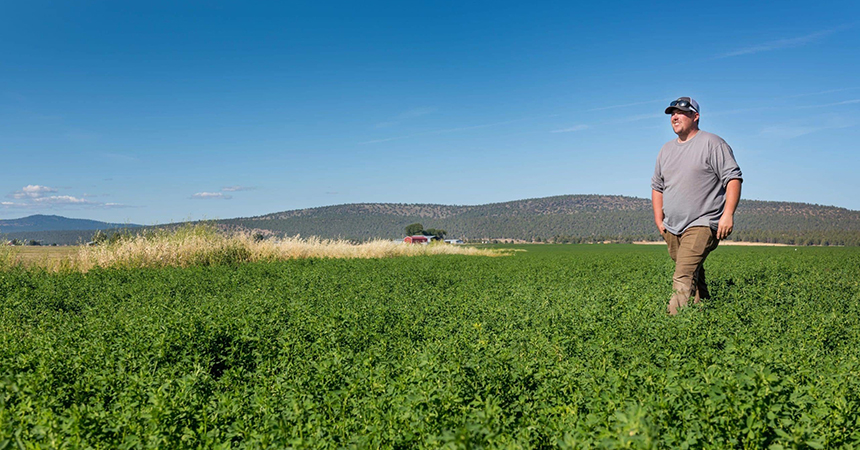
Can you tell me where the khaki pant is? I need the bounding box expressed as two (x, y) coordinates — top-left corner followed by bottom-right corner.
(662, 226), (719, 315)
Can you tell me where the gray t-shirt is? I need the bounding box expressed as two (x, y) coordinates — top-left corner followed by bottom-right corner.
(651, 130), (743, 235)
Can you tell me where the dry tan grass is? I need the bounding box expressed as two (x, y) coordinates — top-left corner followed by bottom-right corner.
(3, 246), (78, 269)
(51, 224), (503, 272)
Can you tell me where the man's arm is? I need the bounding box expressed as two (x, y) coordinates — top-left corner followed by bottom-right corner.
(651, 189), (666, 234)
(717, 179), (742, 240)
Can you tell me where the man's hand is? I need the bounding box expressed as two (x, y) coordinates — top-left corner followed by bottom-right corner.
(717, 214), (733, 239)
(652, 189), (666, 234)
(717, 179), (742, 240)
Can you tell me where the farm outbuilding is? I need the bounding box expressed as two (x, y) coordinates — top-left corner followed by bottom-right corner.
(403, 235), (429, 244)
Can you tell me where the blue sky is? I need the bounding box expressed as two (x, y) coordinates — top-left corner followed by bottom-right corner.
(2, 1), (858, 224)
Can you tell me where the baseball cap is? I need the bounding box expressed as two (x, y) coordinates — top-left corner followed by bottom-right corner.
(665, 97), (699, 114)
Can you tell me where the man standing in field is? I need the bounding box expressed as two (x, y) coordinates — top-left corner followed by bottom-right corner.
(651, 97), (743, 315)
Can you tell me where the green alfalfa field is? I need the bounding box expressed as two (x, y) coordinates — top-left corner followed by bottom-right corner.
(1, 243), (859, 449)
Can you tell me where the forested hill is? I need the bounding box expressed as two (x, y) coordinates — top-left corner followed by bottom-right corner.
(0, 215), (141, 245)
(221, 195), (860, 246)
(5, 196), (858, 245)
(0, 214), (140, 233)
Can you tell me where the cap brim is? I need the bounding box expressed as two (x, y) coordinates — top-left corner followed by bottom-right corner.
(665, 106), (694, 114)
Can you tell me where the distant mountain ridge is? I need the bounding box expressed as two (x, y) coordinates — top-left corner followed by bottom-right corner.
(0, 214), (141, 233)
(222, 195), (860, 246)
(252, 195), (650, 221)
(4, 196), (860, 246)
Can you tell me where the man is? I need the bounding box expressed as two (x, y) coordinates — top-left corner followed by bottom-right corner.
(651, 97), (743, 315)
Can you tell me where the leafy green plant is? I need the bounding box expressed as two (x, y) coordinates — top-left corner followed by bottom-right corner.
(1, 245), (858, 448)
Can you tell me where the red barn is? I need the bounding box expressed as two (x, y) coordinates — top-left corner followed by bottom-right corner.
(404, 235), (429, 244)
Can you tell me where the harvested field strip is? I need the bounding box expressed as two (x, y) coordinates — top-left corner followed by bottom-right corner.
(2, 224), (503, 272)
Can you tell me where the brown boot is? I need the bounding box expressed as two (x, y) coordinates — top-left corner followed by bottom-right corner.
(668, 288), (692, 316)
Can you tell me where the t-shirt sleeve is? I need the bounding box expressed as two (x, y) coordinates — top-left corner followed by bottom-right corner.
(711, 140), (743, 187)
(651, 154), (664, 192)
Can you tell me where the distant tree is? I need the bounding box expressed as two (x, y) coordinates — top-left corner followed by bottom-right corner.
(424, 228), (447, 239)
(405, 223), (424, 236)
(28, 240), (41, 246)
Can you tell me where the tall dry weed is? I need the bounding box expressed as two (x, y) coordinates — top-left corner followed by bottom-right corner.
(68, 223), (502, 271)
(0, 245), (18, 269)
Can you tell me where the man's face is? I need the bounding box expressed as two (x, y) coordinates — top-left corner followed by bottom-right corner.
(669, 109), (699, 136)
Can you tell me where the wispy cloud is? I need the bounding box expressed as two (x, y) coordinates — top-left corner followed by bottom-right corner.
(586, 99), (664, 112)
(398, 107), (437, 119)
(760, 118), (855, 139)
(192, 192), (232, 200)
(760, 125), (827, 139)
(100, 152), (141, 163)
(3, 92), (64, 121)
(794, 99), (860, 109)
(551, 124), (590, 133)
(716, 25), (852, 59)
(2, 185), (130, 210)
(375, 107), (438, 128)
(8, 185), (57, 199)
(706, 106), (773, 117)
(221, 185), (255, 192)
(3, 91), (29, 103)
(64, 129), (101, 142)
(617, 113), (663, 123)
(33, 195), (91, 205)
(780, 87), (859, 99)
(361, 116), (545, 145)
(361, 136), (402, 145)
